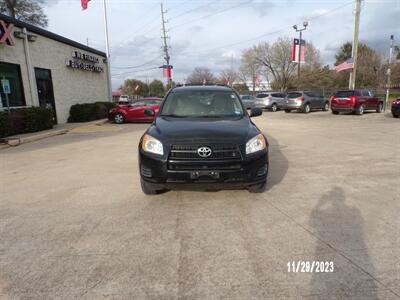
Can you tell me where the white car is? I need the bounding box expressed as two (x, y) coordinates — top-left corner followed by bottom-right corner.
(118, 95), (130, 105)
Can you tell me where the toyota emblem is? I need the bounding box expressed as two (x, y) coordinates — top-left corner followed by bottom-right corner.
(197, 146), (212, 158)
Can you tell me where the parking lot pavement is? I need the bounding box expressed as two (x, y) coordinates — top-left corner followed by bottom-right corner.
(1, 112), (399, 299)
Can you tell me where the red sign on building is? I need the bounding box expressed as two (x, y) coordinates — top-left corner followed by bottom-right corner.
(0, 20), (15, 46)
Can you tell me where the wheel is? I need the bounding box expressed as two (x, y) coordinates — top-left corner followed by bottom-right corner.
(284, 109), (291, 113)
(140, 179), (158, 195)
(355, 105), (364, 115)
(376, 102), (383, 113)
(393, 113), (399, 118)
(248, 181), (267, 193)
(114, 113), (125, 124)
(323, 102), (329, 111)
(271, 103), (277, 112)
(331, 110), (339, 115)
(303, 103), (311, 113)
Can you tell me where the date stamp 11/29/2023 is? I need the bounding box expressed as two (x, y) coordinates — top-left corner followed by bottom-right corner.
(287, 261), (334, 273)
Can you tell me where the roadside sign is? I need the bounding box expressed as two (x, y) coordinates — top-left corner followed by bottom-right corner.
(1, 79), (11, 94)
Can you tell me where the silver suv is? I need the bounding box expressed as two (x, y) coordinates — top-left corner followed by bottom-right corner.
(255, 92), (286, 112)
(283, 91), (329, 113)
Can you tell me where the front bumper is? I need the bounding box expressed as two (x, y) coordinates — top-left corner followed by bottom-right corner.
(391, 105), (400, 115)
(139, 149), (269, 190)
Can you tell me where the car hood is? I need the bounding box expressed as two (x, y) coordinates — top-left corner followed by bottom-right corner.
(147, 116), (257, 144)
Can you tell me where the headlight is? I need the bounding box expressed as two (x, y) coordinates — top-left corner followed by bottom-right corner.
(142, 134), (163, 155)
(246, 134), (266, 154)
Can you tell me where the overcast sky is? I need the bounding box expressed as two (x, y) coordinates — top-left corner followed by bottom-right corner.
(44, 0), (400, 89)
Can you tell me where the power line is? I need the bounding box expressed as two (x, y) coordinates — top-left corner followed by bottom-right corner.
(169, 0), (252, 30)
(112, 55), (163, 69)
(173, 0), (354, 57)
(112, 66), (160, 77)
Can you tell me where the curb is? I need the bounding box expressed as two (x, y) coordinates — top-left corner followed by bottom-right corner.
(3, 129), (69, 148)
(0, 118), (108, 149)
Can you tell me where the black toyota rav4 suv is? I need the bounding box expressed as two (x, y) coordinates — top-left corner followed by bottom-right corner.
(138, 85), (269, 194)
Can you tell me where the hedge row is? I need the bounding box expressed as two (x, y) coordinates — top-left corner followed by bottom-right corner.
(68, 102), (116, 123)
(0, 107), (54, 138)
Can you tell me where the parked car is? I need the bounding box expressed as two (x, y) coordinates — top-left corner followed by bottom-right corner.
(109, 97), (162, 123)
(138, 85), (269, 194)
(255, 92), (286, 112)
(283, 91), (329, 113)
(331, 90), (384, 115)
(391, 98), (400, 118)
(240, 95), (256, 109)
(118, 95), (130, 105)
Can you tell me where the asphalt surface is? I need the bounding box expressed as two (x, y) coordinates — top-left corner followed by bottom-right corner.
(1, 111), (399, 299)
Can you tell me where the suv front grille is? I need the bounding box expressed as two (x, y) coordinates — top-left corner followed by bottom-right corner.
(168, 143), (242, 171)
(169, 144), (241, 160)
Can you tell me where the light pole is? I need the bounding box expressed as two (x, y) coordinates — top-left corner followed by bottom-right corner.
(385, 35), (394, 112)
(293, 21), (308, 83)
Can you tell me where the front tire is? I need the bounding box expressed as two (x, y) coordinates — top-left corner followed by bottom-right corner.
(376, 102), (383, 113)
(323, 102), (329, 111)
(355, 105), (364, 115)
(114, 113), (125, 124)
(332, 110), (339, 115)
(248, 181), (267, 193)
(303, 103), (311, 114)
(140, 179), (158, 195)
(271, 103), (277, 112)
(393, 113), (399, 118)
(284, 109), (291, 113)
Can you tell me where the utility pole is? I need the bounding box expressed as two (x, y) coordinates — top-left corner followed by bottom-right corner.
(160, 3), (172, 86)
(385, 35), (394, 112)
(349, 0), (361, 90)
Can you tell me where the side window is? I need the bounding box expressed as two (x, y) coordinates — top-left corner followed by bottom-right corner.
(132, 101), (145, 106)
(304, 92), (314, 97)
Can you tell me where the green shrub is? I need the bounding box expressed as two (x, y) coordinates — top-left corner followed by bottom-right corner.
(0, 107), (54, 138)
(68, 101), (116, 122)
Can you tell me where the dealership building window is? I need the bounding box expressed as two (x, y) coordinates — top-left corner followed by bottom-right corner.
(0, 62), (26, 108)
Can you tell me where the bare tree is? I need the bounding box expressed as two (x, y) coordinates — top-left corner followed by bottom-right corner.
(240, 47), (262, 93)
(218, 68), (238, 86)
(254, 37), (297, 91)
(186, 67), (217, 85)
(1, 0), (48, 27)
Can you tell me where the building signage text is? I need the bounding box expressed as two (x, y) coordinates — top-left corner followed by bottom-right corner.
(0, 20), (15, 46)
(66, 50), (103, 73)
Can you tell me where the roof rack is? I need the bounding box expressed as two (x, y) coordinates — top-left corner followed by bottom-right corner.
(173, 83), (233, 88)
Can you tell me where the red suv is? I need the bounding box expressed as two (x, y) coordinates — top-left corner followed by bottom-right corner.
(331, 90), (383, 115)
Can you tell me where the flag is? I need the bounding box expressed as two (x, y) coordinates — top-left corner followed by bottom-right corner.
(81, 0), (91, 10)
(292, 38), (306, 63)
(335, 58), (354, 73)
(162, 65), (173, 79)
(255, 73), (261, 85)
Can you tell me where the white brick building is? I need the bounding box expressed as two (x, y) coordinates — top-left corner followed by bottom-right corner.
(0, 14), (110, 124)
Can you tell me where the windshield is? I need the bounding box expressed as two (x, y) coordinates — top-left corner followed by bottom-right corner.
(160, 90), (244, 117)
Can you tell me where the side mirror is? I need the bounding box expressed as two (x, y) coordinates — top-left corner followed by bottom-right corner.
(250, 107), (262, 117)
(144, 108), (155, 117)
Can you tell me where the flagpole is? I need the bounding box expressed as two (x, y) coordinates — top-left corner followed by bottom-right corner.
(102, 0), (112, 102)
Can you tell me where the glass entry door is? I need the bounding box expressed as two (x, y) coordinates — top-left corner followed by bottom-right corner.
(34, 68), (57, 124)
